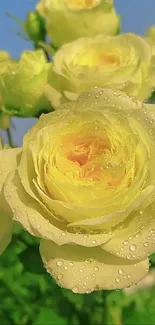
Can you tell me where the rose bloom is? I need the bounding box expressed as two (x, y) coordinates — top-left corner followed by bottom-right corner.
(45, 33), (154, 109)
(3, 88), (155, 293)
(0, 139), (20, 255)
(36, 0), (120, 48)
(0, 50), (52, 117)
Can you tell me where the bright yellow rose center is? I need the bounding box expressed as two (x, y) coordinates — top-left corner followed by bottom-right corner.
(59, 133), (128, 186)
(65, 0), (101, 10)
(74, 51), (119, 68)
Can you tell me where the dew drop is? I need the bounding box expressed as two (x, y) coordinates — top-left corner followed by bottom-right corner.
(57, 274), (63, 280)
(72, 286), (79, 293)
(144, 242), (148, 247)
(57, 260), (63, 267)
(64, 265), (68, 271)
(115, 277), (121, 283)
(86, 289), (91, 294)
(127, 254), (132, 260)
(129, 244), (137, 252)
(123, 240), (129, 246)
(69, 262), (74, 267)
(118, 269), (124, 275)
(92, 240), (96, 245)
(94, 266), (99, 272)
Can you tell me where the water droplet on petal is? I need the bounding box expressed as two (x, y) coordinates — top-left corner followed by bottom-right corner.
(72, 286), (79, 293)
(129, 244), (137, 251)
(115, 277), (121, 283)
(57, 274), (63, 280)
(69, 262), (74, 267)
(57, 260), (63, 267)
(86, 289), (91, 294)
(144, 242), (148, 247)
(94, 266), (99, 272)
(123, 240), (129, 246)
(127, 254), (132, 260)
(118, 269), (124, 275)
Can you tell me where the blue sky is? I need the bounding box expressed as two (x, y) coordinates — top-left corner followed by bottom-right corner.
(1, 0), (155, 145)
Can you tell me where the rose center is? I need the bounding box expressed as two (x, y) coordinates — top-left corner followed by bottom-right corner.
(68, 136), (111, 165)
(74, 51), (119, 68)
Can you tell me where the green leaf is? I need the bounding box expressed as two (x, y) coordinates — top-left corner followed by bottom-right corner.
(150, 253), (155, 266)
(0, 312), (11, 324)
(123, 306), (155, 325)
(34, 308), (67, 325)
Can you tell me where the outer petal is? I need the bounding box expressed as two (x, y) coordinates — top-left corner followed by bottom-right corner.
(0, 147), (22, 209)
(4, 170), (114, 246)
(40, 239), (149, 294)
(0, 147), (22, 254)
(0, 211), (12, 255)
(43, 1), (120, 48)
(101, 198), (155, 261)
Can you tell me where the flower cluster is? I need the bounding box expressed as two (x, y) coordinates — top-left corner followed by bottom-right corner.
(1, 0), (155, 294)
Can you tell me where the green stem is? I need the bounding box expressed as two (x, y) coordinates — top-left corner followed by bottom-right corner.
(6, 128), (13, 147)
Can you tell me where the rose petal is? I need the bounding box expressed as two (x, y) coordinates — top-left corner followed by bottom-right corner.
(0, 211), (12, 255)
(4, 170), (114, 246)
(0, 147), (21, 254)
(102, 200), (155, 260)
(40, 239), (149, 294)
(0, 147), (21, 211)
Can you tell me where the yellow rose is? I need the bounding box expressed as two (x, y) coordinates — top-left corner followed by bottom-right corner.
(0, 50), (52, 117)
(45, 33), (154, 109)
(3, 87), (155, 293)
(36, 0), (120, 48)
(0, 139), (21, 255)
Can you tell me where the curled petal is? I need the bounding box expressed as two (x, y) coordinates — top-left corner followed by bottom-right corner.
(4, 171), (114, 246)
